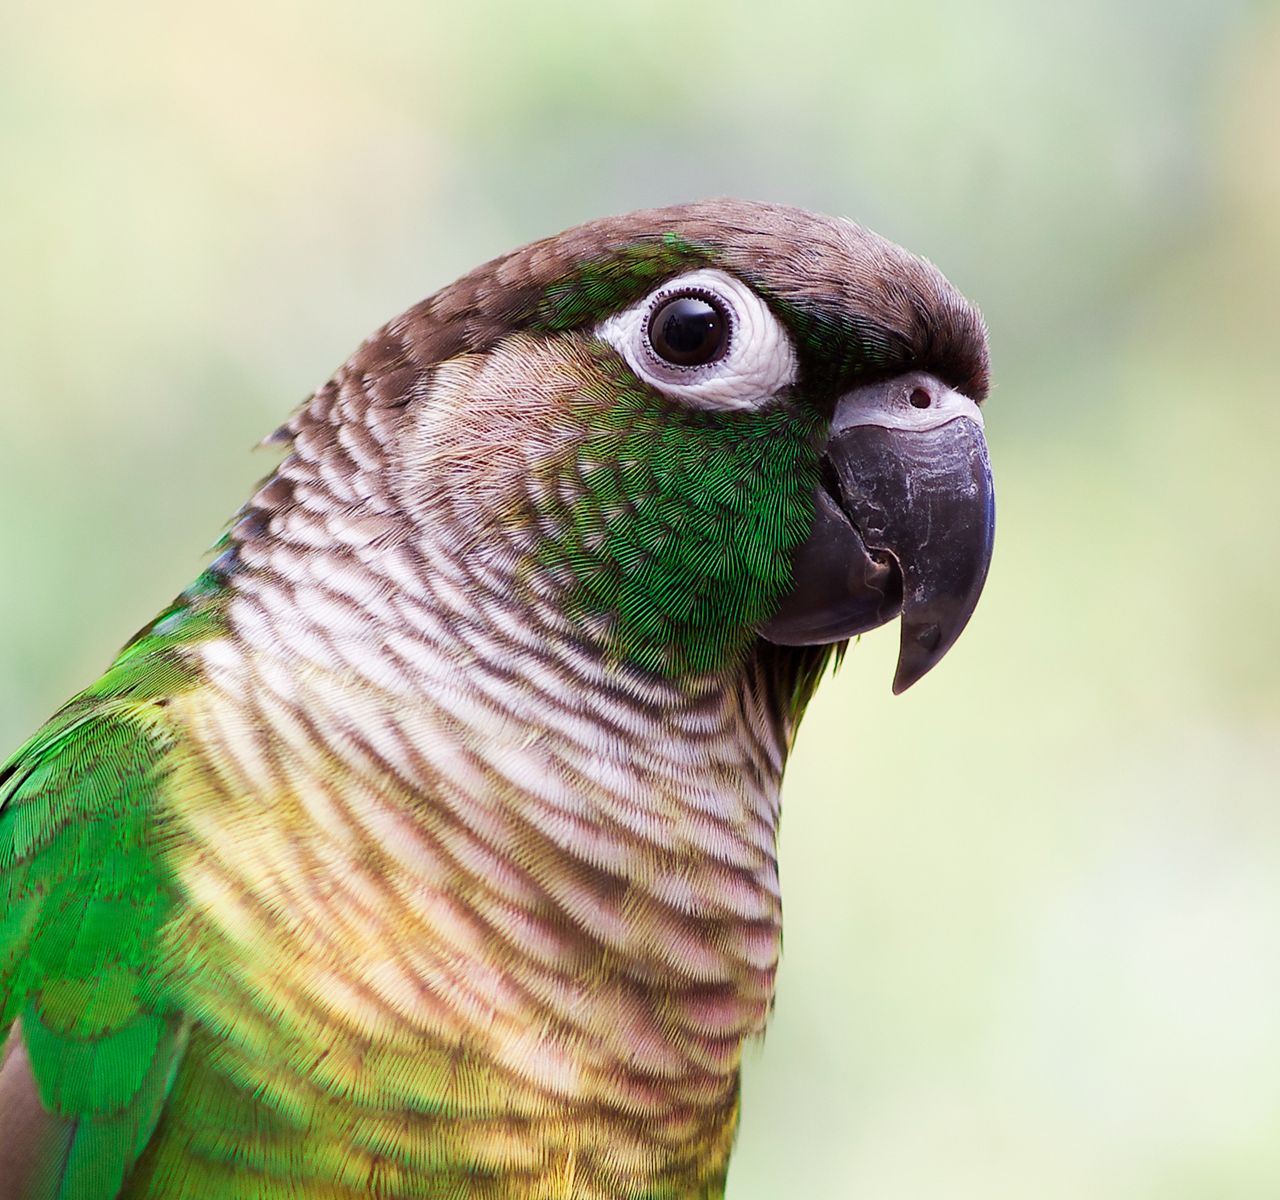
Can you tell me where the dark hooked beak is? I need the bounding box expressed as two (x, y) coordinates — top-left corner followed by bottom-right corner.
(762, 371), (995, 693)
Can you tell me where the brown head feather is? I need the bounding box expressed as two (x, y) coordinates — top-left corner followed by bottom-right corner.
(281, 199), (988, 447)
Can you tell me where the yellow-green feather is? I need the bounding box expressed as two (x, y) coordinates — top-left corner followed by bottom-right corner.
(0, 575), (224, 1198)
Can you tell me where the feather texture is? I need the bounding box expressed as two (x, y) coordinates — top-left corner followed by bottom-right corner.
(0, 581), (221, 1198)
(0, 200), (990, 1197)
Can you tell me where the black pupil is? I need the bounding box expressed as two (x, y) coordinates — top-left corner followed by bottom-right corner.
(648, 295), (727, 367)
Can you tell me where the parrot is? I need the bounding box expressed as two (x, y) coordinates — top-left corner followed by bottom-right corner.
(0, 199), (994, 1200)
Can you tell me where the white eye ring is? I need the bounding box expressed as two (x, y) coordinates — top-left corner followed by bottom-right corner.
(594, 269), (799, 411)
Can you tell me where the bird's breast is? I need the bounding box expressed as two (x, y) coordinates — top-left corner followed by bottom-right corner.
(153, 624), (788, 1190)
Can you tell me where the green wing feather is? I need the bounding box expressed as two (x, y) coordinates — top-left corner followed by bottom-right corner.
(0, 575), (225, 1199)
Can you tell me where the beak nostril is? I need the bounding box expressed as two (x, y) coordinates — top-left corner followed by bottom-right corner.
(909, 387), (932, 409)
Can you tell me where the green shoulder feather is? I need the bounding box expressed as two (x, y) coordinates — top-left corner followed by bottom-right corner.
(0, 571), (227, 1199)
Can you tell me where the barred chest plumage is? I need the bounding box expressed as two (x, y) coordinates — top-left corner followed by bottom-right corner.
(148, 327), (799, 1195)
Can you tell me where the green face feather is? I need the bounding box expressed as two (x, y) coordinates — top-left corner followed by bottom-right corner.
(527, 233), (713, 333)
(530, 343), (823, 677)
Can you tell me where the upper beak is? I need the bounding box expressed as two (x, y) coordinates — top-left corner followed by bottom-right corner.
(761, 371), (995, 693)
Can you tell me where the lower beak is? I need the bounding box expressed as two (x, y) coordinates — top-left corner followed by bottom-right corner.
(761, 371), (995, 693)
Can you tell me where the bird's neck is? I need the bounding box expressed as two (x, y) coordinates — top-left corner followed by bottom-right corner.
(154, 359), (813, 1193)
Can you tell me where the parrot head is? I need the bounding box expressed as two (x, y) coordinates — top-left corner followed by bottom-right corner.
(250, 198), (992, 716)
(0, 201), (996, 1200)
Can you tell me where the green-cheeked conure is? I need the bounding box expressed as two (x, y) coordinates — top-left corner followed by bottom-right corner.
(0, 200), (994, 1199)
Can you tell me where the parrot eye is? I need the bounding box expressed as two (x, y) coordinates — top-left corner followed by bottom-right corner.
(647, 292), (730, 367)
(595, 268), (799, 411)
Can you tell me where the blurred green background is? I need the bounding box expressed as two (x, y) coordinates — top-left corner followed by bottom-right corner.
(2, 1), (1279, 1195)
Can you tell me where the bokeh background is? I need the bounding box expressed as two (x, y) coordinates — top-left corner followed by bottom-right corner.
(2, 1), (1279, 1195)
